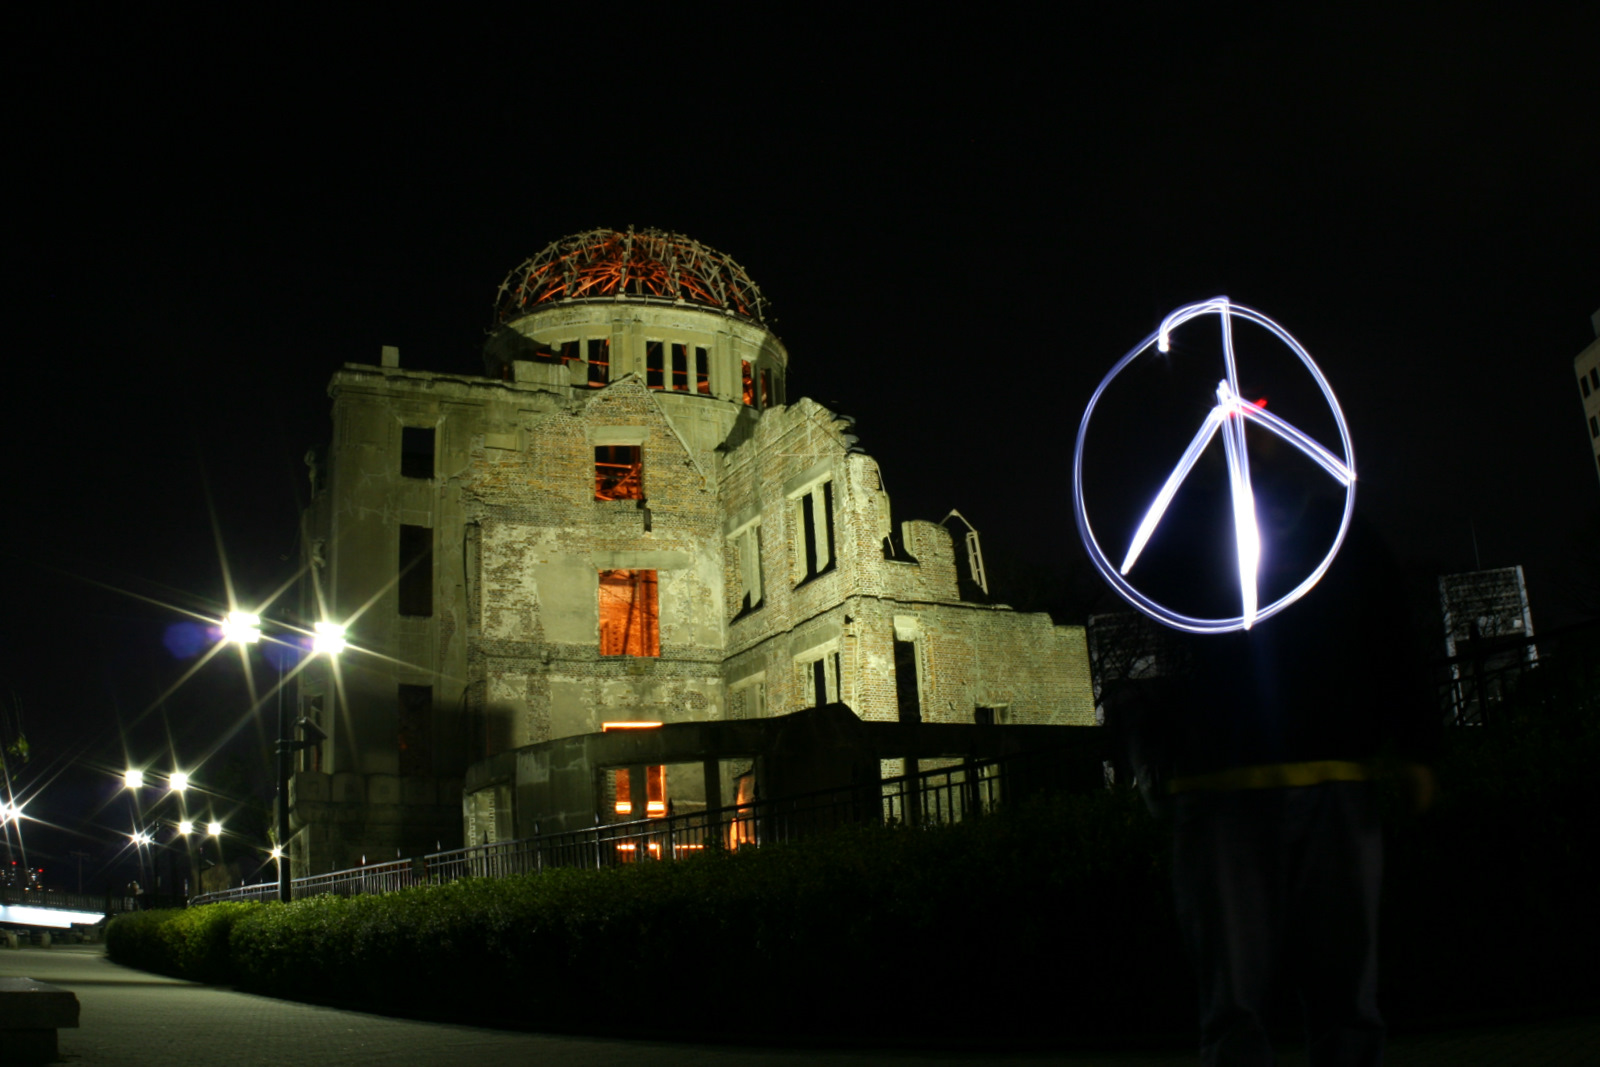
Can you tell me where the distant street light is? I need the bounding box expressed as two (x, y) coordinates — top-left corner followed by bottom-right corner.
(169, 771), (190, 792)
(178, 820), (194, 836)
(123, 769), (145, 790)
(207, 821), (223, 837)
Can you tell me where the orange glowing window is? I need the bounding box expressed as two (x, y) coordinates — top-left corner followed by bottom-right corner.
(612, 764), (667, 817)
(741, 360), (755, 406)
(646, 341), (665, 389)
(695, 347), (710, 394)
(594, 446), (642, 501)
(586, 338), (610, 388)
(598, 569), (659, 657)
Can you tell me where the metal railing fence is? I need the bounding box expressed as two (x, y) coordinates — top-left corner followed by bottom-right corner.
(1436, 618), (1599, 727)
(192, 746), (1077, 907)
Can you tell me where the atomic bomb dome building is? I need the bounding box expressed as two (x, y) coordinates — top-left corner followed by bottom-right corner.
(291, 228), (1096, 872)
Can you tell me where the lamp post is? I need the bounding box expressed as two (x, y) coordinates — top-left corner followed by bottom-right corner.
(123, 768), (192, 902)
(221, 611), (339, 904)
(176, 818), (222, 898)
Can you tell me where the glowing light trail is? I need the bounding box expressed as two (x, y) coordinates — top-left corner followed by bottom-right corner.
(1073, 297), (1357, 634)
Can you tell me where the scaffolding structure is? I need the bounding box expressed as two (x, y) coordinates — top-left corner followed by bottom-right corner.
(495, 227), (768, 325)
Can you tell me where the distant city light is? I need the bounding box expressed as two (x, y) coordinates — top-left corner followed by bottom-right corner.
(123, 769), (145, 789)
(169, 771), (190, 792)
(178, 820), (195, 835)
(1073, 297), (1357, 633)
(221, 611), (262, 644)
(207, 821), (223, 836)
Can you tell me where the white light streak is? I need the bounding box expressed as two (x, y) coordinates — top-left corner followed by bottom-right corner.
(0, 905), (107, 929)
(1073, 297), (1357, 634)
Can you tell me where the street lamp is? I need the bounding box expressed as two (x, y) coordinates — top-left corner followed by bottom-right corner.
(122, 769), (145, 790)
(221, 613), (342, 903)
(169, 771), (190, 792)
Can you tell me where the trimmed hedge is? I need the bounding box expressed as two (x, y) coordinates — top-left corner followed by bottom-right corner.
(105, 901), (262, 984)
(106, 676), (1600, 1041)
(109, 788), (1190, 1041)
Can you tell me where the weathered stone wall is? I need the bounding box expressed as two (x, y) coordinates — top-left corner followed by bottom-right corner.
(299, 295), (1097, 872)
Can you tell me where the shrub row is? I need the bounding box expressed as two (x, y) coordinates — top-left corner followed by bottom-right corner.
(107, 691), (1600, 1041)
(110, 788), (1191, 1042)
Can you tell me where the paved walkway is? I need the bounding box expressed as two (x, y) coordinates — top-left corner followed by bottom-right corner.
(1, 946), (1595, 1065)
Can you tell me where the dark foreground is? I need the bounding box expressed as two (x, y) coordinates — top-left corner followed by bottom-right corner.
(3, 945), (1596, 1066)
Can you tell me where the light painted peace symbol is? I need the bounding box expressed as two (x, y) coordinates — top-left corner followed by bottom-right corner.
(1072, 297), (1357, 634)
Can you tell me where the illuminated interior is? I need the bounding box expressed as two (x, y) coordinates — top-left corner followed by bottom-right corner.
(594, 446), (643, 501)
(611, 765), (667, 817)
(598, 569), (659, 656)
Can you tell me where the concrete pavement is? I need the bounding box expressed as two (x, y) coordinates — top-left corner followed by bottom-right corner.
(1, 945), (1595, 1066)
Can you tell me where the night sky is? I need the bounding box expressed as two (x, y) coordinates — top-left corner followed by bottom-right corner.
(7, 9), (1598, 886)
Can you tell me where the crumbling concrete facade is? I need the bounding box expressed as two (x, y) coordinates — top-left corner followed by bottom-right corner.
(292, 229), (1094, 872)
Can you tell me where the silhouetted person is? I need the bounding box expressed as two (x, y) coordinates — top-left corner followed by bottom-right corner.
(1112, 472), (1436, 1067)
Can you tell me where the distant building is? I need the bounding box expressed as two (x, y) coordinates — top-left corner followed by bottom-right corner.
(1438, 565), (1538, 725)
(291, 229), (1096, 872)
(1576, 308), (1600, 492)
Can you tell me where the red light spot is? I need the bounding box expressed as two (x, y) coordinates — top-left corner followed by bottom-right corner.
(1253, 397), (1269, 408)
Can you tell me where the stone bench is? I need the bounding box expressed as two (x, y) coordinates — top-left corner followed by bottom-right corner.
(0, 977), (80, 1063)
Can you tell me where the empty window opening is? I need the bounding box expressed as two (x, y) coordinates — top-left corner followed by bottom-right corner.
(670, 342), (690, 392)
(975, 706), (1008, 726)
(599, 569), (659, 657)
(1591, 366), (1599, 391)
(612, 764), (667, 818)
(799, 650), (842, 708)
(398, 524), (433, 617)
(731, 524), (763, 616)
(795, 480), (836, 583)
(398, 684), (432, 776)
(400, 427), (435, 480)
(595, 445), (643, 501)
(741, 359), (755, 406)
(729, 678), (766, 720)
(760, 368), (772, 409)
(895, 638), (922, 723)
(556, 339), (581, 364)
(586, 338), (610, 387)
(1582, 374), (1592, 399)
(1591, 415), (1599, 440)
(646, 340), (665, 389)
(696, 347), (711, 394)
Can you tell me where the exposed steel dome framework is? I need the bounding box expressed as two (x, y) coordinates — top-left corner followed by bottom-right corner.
(494, 227), (769, 326)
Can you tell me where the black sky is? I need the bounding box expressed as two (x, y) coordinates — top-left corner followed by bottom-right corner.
(5, 7), (1598, 881)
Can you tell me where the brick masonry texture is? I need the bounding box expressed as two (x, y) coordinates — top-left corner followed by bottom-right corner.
(296, 293), (1095, 871)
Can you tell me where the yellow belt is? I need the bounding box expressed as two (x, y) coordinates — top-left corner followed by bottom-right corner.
(1168, 760), (1370, 794)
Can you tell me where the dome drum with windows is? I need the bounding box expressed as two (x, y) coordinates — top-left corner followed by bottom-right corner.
(485, 228), (787, 410)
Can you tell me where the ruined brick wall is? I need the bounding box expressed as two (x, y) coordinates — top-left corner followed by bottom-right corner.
(463, 379), (732, 751)
(718, 398), (1093, 726)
